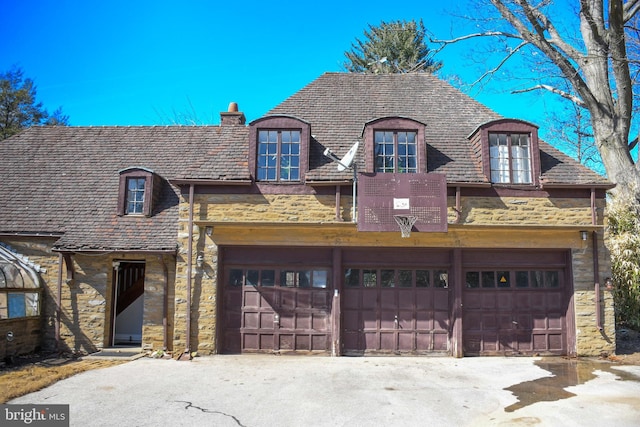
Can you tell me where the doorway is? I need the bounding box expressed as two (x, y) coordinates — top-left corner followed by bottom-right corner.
(111, 261), (145, 346)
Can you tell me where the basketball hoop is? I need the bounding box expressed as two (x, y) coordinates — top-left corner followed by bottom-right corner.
(394, 215), (417, 238)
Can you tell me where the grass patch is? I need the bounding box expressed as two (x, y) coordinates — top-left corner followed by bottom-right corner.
(0, 359), (125, 403)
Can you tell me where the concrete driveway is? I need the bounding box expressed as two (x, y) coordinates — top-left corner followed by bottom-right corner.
(9, 355), (640, 427)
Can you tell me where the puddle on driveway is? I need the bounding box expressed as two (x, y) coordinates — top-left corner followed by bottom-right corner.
(504, 358), (640, 412)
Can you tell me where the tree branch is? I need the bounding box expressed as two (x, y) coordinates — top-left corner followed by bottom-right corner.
(624, 0), (640, 22)
(469, 41), (529, 88)
(512, 84), (587, 106)
(430, 31), (521, 55)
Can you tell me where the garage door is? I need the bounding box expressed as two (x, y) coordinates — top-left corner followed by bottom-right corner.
(222, 266), (332, 354)
(342, 267), (450, 355)
(462, 250), (569, 356)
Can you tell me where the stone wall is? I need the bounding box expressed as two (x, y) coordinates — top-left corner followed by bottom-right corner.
(0, 238), (174, 355)
(175, 191), (613, 356)
(0, 238), (61, 354)
(0, 318), (42, 360)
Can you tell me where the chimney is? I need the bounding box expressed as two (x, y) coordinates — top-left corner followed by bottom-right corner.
(220, 102), (246, 126)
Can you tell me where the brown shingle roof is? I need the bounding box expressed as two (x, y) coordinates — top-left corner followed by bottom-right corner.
(0, 73), (610, 251)
(269, 72), (609, 186)
(0, 126), (248, 251)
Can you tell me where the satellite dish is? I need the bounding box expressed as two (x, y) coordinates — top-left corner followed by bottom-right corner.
(337, 141), (359, 171)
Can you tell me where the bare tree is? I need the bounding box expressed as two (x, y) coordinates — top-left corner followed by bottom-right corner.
(435, 0), (640, 202)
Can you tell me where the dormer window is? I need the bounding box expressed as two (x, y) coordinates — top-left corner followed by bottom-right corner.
(258, 130), (301, 181)
(126, 177), (147, 214)
(469, 119), (540, 186)
(489, 133), (532, 184)
(249, 116), (310, 183)
(363, 117), (426, 174)
(374, 131), (417, 173)
(117, 167), (158, 217)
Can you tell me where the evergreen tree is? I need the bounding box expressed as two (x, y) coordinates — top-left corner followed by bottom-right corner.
(0, 66), (68, 140)
(343, 19), (443, 74)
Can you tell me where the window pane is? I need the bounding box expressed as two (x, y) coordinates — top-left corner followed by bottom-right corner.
(435, 270), (448, 288)
(25, 293), (39, 316)
(247, 270), (259, 286)
(497, 271), (510, 288)
(466, 272), (480, 288)
(0, 293), (6, 319)
(281, 271), (296, 287)
(345, 269), (360, 288)
(363, 269), (377, 288)
(482, 271), (495, 288)
(312, 270), (328, 288)
(545, 271), (560, 288)
(261, 270), (275, 287)
(530, 271), (544, 288)
(516, 271), (529, 288)
(381, 269), (395, 288)
(416, 270), (430, 288)
(125, 177), (145, 214)
(8, 293), (26, 318)
(398, 270), (412, 287)
(229, 269), (244, 287)
(0, 264), (6, 288)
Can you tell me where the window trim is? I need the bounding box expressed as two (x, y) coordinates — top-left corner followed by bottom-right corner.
(249, 116), (310, 183)
(472, 119), (541, 187)
(363, 117), (426, 174)
(117, 167), (156, 217)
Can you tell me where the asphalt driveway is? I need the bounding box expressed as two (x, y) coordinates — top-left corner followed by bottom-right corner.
(9, 355), (640, 427)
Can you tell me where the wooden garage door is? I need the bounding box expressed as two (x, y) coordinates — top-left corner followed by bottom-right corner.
(342, 267), (450, 355)
(462, 266), (568, 356)
(222, 267), (332, 354)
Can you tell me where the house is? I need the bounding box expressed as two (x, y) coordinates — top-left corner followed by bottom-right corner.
(0, 72), (614, 358)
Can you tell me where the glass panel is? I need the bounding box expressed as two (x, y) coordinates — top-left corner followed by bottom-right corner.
(247, 270), (259, 286)
(8, 293), (26, 318)
(489, 133), (510, 183)
(312, 270), (328, 288)
(434, 270), (448, 288)
(497, 271), (510, 288)
(416, 270), (430, 288)
(398, 270), (412, 287)
(466, 271), (479, 288)
(299, 271), (311, 288)
(0, 293), (6, 318)
(281, 271), (296, 287)
(516, 271), (529, 288)
(530, 271), (544, 288)
(482, 271), (495, 288)
(381, 269), (395, 288)
(25, 293), (39, 316)
(261, 270), (275, 287)
(363, 269), (377, 288)
(125, 177), (145, 214)
(345, 269), (360, 288)
(1, 264), (24, 288)
(545, 271), (560, 288)
(0, 264), (6, 287)
(229, 269), (244, 287)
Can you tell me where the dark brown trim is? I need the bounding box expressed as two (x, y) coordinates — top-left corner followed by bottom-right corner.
(117, 168), (155, 217)
(469, 119), (541, 187)
(362, 117), (426, 173)
(170, 179), (252, 186)
(332, 248), (342, 356)
(248, 116), (311, 183)
(452, 248), (463, 358)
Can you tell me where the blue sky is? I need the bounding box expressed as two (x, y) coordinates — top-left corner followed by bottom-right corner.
(2, 0), (555, 127)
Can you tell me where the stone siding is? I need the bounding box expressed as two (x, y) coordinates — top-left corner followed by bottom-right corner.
(175, 192), (613, 356)
(0, 238), (174, 355)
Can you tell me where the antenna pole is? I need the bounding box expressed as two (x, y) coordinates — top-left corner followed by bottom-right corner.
(352, 163), (357, 223)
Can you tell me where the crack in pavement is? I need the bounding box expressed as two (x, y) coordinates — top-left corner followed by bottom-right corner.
(175, 401), (246, 427)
